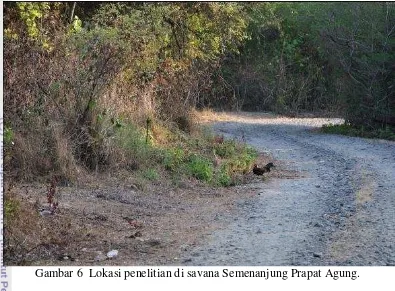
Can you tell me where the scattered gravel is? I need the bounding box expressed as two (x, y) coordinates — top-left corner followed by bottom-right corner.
(182, 113), (395, 266)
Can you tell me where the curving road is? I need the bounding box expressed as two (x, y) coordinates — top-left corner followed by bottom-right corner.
(183, 113), (395, 266)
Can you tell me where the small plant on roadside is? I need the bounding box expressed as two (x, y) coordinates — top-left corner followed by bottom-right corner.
(187, 155), (214, 182)
(215, 164), (232, 186)
(214, 139), (237, 158)
(163, 147), (186, 172)
(142, 168), (159, 181)
(4, 126), (14, 146)
(113, 122), (163, 169)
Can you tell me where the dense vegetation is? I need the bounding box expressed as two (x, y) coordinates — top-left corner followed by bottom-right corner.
(3, 2), (395, 182)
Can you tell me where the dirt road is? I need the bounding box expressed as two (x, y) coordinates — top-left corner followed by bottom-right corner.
(182, 112), (395, 266)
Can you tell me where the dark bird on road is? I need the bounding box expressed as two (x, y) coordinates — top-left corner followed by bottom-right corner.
(253, 163), (275, 175)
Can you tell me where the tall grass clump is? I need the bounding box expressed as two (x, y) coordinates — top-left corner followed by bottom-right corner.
(213, 143), (258, 186)
(163, 147), (187, 172)
(109, 122), (163, 170)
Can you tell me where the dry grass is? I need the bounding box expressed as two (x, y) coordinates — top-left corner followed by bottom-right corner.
(7, 123), (81, 182)
(4, 173), (261, 266)
(193, 108), (277, 123)
(51, 124), (81, 180)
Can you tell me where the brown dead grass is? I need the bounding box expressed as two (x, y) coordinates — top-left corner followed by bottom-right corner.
(194, 108), (277, 123)
(6, 122), (81, 182)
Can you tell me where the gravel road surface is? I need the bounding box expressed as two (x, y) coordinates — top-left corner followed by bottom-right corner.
(183, 113), (395, 266)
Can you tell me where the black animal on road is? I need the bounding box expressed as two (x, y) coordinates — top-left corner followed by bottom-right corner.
(253, 163), (275, 175)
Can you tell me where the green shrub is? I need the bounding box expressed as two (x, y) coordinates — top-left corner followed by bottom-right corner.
(163, 147), (186, 172)
(378, 126), (395, 140)
(114, 123), (162, 169)
(187, 155), (214, 182)
(4, 126), (14, 146)
(321, 123), (353, 135)
(142, 168), (159, 181)
(227, 146), (257, 173)
(214, 140), (237, 158)
(216, 164), (232, 187)
(210, 139), (258, 186)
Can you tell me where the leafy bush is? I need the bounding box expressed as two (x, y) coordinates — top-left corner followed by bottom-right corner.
(215, 164), (232, 187)
(187, 155), (214, 182)
(3, 2), (257, 184)
(142, 168), (159, 181)
(163, 147), (186, 172)
(112, 123), (162, 170)
(4, 126), (14, 146)
(225, 145), (257, 173)
(214, 140), (237, 158)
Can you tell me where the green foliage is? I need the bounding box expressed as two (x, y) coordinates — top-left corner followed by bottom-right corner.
(298, 2), (395, 127)
(187, 155), (214, 182)
(212, 140), (257, 186)
(87, 2), (248, 78)
(321, 123), (395, 141)
(9, 2), (394, 184)
(209, 2), (338, 112)
(207, 2), (394, 125)
(184, 3), (247, 61)
(160, 129), (257, 185)
(4, 126), (14, 146)
(116, 123), (148, 152)
(3, 2), (253, 182)
(4, 197), (20, 224)
(215, 164), (232, 187)
(15, 2), (57, 50)
(163, 147), (186, 172)
(17, 2), (50, 38)
(238, 146), (258, 171)
(70, 16), (82, 34)
(225, 150), (255, 174)
(115, 121), (256, 185)
(142, 168), (159, 181)
(214, 140), (237, 158)
(213, 139), (256, 169)
(90, 3), (165, 76)
(114, 123), (162, 169)
(322, 123), (357, 135)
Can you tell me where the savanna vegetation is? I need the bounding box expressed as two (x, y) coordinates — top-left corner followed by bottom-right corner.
(4, 2), (394, 183)
(2, 2), (395, 264)
(4, 2), (257, 184)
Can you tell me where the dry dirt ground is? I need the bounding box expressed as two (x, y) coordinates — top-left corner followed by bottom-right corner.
(10, 174), (255, 265)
